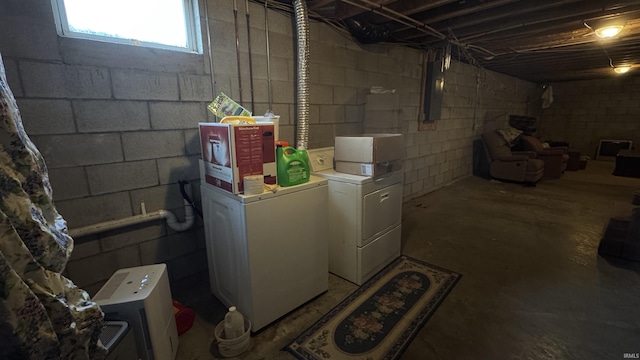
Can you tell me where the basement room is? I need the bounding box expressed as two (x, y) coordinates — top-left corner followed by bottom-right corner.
(1, 0), (639, 359)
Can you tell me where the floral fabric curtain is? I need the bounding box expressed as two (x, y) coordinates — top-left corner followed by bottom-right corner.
(0, 54), (106, 359)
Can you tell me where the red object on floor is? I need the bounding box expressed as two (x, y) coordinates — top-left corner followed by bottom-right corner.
(173, 300), (196, 336)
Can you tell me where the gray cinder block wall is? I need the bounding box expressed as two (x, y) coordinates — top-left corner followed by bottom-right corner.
(1, 0), (213, 295)
(1, 0), (536, 295)
(539, 77), (640, 157)
(403, 64), (538, 197)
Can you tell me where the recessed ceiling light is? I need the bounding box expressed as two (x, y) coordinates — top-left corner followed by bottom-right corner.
(595, 25), (624, 38)
(614, 66), (631, 74)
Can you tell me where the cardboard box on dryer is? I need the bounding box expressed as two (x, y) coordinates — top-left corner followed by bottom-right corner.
(334, 134), (404, 177)
(335, 160), (403, 177)
(199, 122), (276, 194)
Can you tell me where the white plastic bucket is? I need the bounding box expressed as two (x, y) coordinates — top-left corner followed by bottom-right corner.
(214, 318), (251, 358)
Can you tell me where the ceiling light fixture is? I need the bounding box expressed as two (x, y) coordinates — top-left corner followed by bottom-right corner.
(594, 25), (624, 38)
(614, 66), (631, 74)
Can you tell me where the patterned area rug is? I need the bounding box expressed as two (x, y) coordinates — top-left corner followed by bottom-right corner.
(286, 256), (461, 360)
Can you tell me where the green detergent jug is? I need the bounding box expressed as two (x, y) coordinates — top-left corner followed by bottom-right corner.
(276, 145), (310, 187)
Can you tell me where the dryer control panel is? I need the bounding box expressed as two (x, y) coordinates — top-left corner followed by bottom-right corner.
(308, 147), (335, 172)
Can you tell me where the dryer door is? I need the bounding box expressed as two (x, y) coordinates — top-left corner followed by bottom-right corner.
(361, 182), (402, 246)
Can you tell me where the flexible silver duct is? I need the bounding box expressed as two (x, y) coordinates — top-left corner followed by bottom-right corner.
(293, 0), (310, 149)
(265, 0), (273, 111)
(204, 2), (216, 100)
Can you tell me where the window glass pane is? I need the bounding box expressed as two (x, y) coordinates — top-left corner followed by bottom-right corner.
(62, 0), (188, 48)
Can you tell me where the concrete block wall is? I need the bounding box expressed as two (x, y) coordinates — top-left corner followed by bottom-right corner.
(369, 61), (537, 199)
(1, 0), (536, 296)
(0, 0), (212, 296)
(364, 93), (401, 133)
(539, 76), (640, 157)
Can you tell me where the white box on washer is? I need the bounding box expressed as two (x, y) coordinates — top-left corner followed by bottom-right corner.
(94, 264), (178, 360)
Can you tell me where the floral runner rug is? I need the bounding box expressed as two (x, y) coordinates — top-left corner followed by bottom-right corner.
(286, 256), (461, 360)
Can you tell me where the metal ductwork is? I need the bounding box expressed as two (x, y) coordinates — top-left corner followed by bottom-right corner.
(293, 0), (310, 149)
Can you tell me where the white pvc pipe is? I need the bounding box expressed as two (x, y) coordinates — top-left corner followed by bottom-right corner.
(162, 199), (195, 232)
(70, 200), (195, 238)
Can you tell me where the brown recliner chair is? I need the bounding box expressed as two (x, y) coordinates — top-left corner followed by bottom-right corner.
(481, 131), (544, 184)
(520, 135), (569, 179)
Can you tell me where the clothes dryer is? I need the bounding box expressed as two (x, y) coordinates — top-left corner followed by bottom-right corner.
(308, 148), (403, 285)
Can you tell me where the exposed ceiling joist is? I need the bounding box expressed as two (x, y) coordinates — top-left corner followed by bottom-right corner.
(303, 0), (640, 82)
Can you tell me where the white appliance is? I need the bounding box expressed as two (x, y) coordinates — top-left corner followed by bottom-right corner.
(200, 163), (329, 332)
(100, 321), (138, 360)
(309, 147), (403, 285)
(94, 264), (178, 360)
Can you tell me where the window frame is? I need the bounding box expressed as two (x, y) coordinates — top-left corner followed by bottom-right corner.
(50, 0), (203, 54)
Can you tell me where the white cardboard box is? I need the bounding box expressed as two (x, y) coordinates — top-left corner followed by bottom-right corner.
(335, 160), (402, 177)
(334, 134), (404, 163)
(199, 122), (276, 194)
(334, 134), (404, 177)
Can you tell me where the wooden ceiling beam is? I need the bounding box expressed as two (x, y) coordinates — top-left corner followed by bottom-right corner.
(304, 0), (640, 82)
(476, 51), (640, 71)
(307, 0), (336, 9)
(441, 0), (581, 32)
(412, 0), (518, 26)
(332, 0), (458, 22)
(398, 2), (640, 47)
(462, 8), (640, 43)
(402, 3), (640, 45)
(389, 0), (547, 34)
(477, 19), (640, 53)
(386, 0), (458, 16)
(334, 0), (397, 20)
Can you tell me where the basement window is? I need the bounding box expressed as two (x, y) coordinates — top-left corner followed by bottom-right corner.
(50, 0), (202, 53)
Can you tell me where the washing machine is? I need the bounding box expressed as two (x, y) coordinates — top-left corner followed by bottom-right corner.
(199, 161), (329, 331)
(308, 147), (403, 285)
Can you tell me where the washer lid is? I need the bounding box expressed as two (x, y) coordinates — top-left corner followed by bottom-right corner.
(308, 147), (335, 172)
(309, 147), (375, 185)
(313, 168), (373, 185)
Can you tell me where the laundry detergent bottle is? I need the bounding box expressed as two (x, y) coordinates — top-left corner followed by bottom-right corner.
(276, 145), (310, 187)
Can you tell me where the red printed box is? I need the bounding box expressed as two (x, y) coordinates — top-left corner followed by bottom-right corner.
(199, 122), (275, 194)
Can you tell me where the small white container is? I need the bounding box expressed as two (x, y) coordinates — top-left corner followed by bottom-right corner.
(215, 318), (251, 358)
(224, 306), (244, 339)
(243, 175), (264, 195)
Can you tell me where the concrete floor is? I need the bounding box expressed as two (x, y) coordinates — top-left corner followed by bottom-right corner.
(174, 160), (640, 360)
